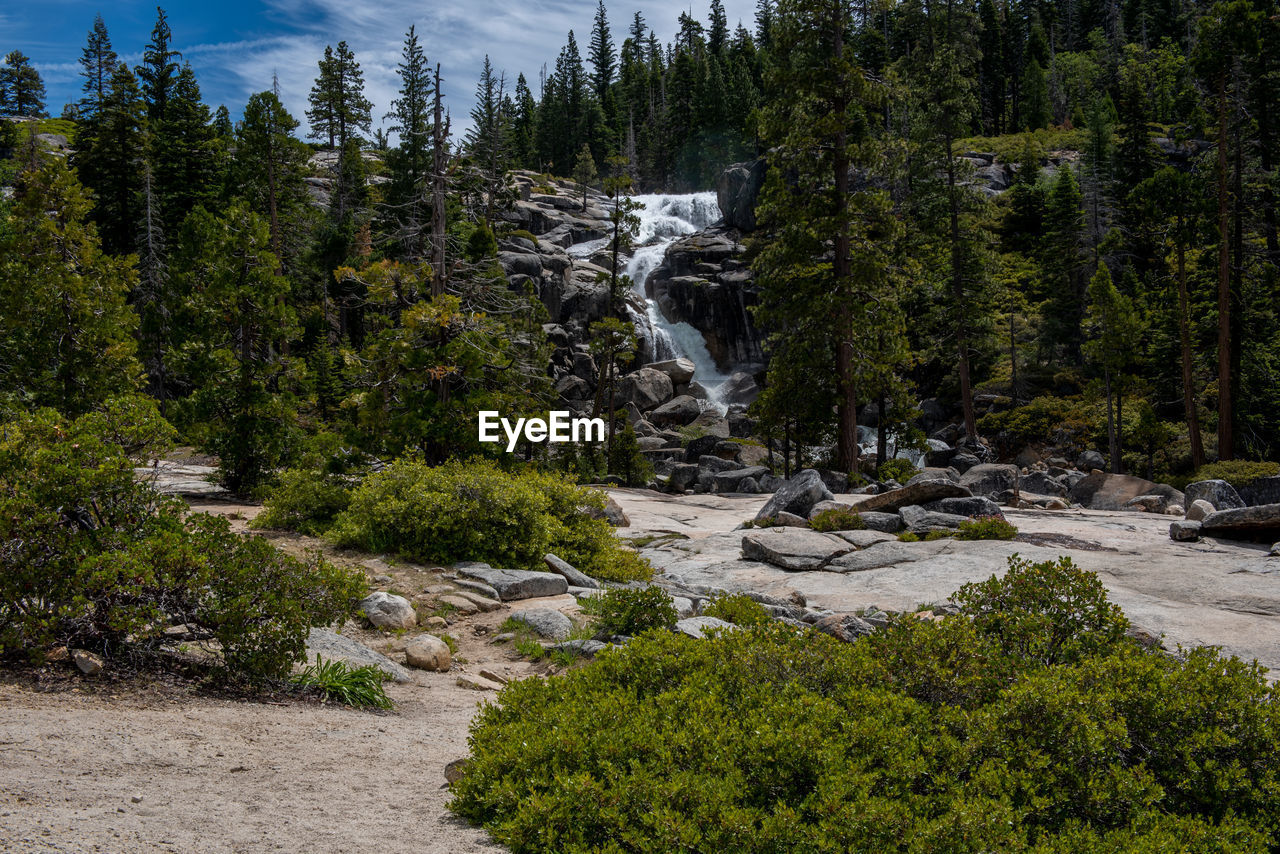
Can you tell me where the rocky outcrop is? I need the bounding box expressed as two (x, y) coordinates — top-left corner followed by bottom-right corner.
(646, 226), (764, 371)
(1069, 473), (1184, 512)
(1184, 479), (1245, 511)
(1200, 504), (1280, 539)
(756, 469), (833, 520)
(716, 159), (766, 232)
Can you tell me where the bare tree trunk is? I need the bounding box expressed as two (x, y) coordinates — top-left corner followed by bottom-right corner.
(431, 64), (449, 298)
(1215, 72), (1233, 459)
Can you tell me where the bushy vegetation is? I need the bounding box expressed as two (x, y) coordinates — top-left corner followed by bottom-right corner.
(977, 396), (1100, 452)
(590, 587), (677, 637)
(0, 406), (364, 683)
(1191, 460), (1279, 487)
(877, 458), (919, 484)
(809, 506), (866, 532)
(291, 655), (393, 709)
(701, 592), (772, 627)
(451, 557), (1280, 852)
(252, 433), (371, 535)
(955, 514), (1019, 541)
(326, 457), (650, 582)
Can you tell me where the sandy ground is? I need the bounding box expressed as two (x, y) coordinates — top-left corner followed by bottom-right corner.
(3, 482), (1278, 852)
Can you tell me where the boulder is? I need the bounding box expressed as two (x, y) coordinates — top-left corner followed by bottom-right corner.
(456, 567), (568, 601)
(813, 614), (876, 643)
(457, 673), (504, 691)
(359, 592), (418, 630)
(741, 526), (853, 570)
(1199, 504), (1280, 539)
(720, 372), (761, 407)
(643, 358), (696, 385)
(1124, 494), (1179, 514)
(674, 616), (737, 638)
(818, 470), (850, 494)
(667, 463), (700, 492)
(405, 635), (452, 671)
(550, 639), (608, 658)
(959, 463), (1020, 496)
(900, 504), (967, 531)
(508, 608), (573, 640)
(738, 476), (760, 494)
(305, 629), (413, 683)
(859, 511), (906, 533)
(831, 529), (898, 548)
(72, 649), (104, 676)
(855, 478), (971, 514)
(1183, 479), (1245, 511)
(1169, 520), (1203, 542)
(1077, 450), (1106, 471)
(1186, 499), (1216, 522)
(716, 159), (766, 232)
(543, 553), (600, 589)
(922, 496), (1003, 518)
(1239, 476), (1280, 507)
(1069, 473), (1185, 512)
(616, 367), (674, 411)
(648, 394), (701, 427)
(1019, 470), (1069, 498)
(755, 469), (833, 521)
(714, 465), (770, 492)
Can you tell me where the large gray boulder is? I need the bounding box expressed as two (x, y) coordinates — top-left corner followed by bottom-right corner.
(855, 478), (971, 514)
(543, 553), (600, 589)
(755, 469), (833, 521)
(1069, 472), (1185, 512)
(714, 465), (770, 493)
(900, 505), (967, 532)
(1183, 479), (1245, 511)
(741, 527), (853, 571)
(716, 159), (766, 232)
(1019, 471), (1069, 498)
(1077, 450), (1107, 471)
(405, 635), (452, 671)
(508, 608), (573, 640)
(457, 567), (568, 601)
(922, 496), (1003, 518)
(359, 592), (417, 630)
(305, 629), (413, 683)
(648, 394), (700, 428)
(616, 367), (674, 412)
(674, 616), (737, 639)
(1237, 476), (1280, 507)
(1200, 504), (1280, 539)
(959, 463), (1020, 496)
(643, 358), (696, 385)
(720, 372), (761, 407)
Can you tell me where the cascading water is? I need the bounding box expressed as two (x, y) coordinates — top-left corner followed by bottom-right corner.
(623, 192), (733, 408)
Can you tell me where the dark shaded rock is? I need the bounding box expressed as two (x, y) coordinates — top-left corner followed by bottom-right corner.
(856, 478), (971, 513)
(1069, 472), (1185, 511)
(818, 470), (849, 494)
(1019, 470), (1069, 497)
(648, 394), (701, 428)
(755, 469), (833, 521)
(720, 372), (761, 407)
(901, 505), (967, 531)
(1238, 476), (1280, 508)
(667, 463), (700, 492)
(1077, 450), (1106, 471)
(1183, 479), (1245, 511)
(959, 463), (1020, 496)
(683, 434), (720, 462)
(715, 465), (770, 492)
(716, 159), (766, 232)
(1200, 504), (1280, 538)
(1169, 520), (1202, 542)
(813, 614), (876, 643)
(922, 496), (1003, 517)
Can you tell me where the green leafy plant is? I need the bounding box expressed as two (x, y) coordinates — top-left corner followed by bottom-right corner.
(291, 655), (393, 709)
(955, 515), (1019, 540)
(877, 458), (919, 483)
(701, 593), (772, 627)
(897, 531), (921, 542)
(328, 457), (650, 582)
(810, 506), (866, 532)
(593, 587), (678, 637)
(1191, 460), (1279, 487)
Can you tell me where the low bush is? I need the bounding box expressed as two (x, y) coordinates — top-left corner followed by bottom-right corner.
(592, 587), (677, 637)
(955, 514), (1019, 541)
(291, 655), (393, 709)
(328, 457), (651, 582)
(254, 432), (371, 535)
(451, 556), (1280, 852)
(1192, 459), (1279, 487)
(701, 592), (772, 627)
(809, 506), (865, 532)
(978, 395), (1099, 451)
(0, 406), (365, 684)
(877, 457), (919, 484)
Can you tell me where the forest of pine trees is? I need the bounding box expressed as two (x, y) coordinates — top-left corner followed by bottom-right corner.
(1, 0), (1279, 490)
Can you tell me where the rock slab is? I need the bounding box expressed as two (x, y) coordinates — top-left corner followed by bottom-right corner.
(305, 629), (413, 683)
(741, 527), (853, 571)
(457, 567), (568, 601)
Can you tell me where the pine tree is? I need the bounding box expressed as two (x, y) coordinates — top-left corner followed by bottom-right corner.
(78, 15), (118, 119)
(466, 57), (512, 224)
(0, 52), (47, 118)
(383, 26), (435, 258)
(1020, 59), (1050, 130)
(588, 0), (616, 100)
(307, 46), (339, 148)
(0, 155), (140, 414)
(708, 0), (730, 55)
(307, 41), (373, 149)
(1042, 164), (1086, 360)
(136, 7), (180, 122)
(233, 90), (310, 273)
(73, 62), (145, 254)
(151, 62), (219, 237)
(1084, 263), (1143, 472)
(135, 162), (172, 408)
(573, 143), (597, 210)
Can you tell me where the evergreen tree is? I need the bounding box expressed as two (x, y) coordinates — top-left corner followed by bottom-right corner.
(77, 15), (117, 119)
(1042, 164), (1087, 360)
(573, 143), (598, 210)
(708, 0), (730, 55)
(307, 41), (372, 149)
(233, 90), (310, 273)
(1020, 59), (1050, 130)
(0, 155), (140, 414)
(383, 26), (434, 258)
(1084, 263), (1143, 472)
(151, 62), (220, 237)
(136, 7), (181, 122)
(0, 51), (47, 117)
(73, 62), (145, 255)
(588, 0), (617, 100)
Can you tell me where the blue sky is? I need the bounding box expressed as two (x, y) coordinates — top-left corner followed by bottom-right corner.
(7, 0), (758, 135)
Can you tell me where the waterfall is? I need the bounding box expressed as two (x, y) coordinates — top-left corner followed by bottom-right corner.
(622, 192), (733, 409)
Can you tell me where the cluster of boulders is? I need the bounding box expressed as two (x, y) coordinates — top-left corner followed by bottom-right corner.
(1168, 476), (1280, 544)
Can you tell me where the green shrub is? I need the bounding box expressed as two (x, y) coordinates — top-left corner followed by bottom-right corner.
(450, 557), (1280, 852)
(978, 395), (1099, 449)
(701, 592), (772, 627)
(955, 514), (1019, 540)
(810, 506), (866, 532)
(607, 422), (653, 487)
(0, 407), (364, 683)
(593, 586), (678, 636)
(1192, 460), (1279, 487)
(291, 655), (393, 709)
(254, 433), (370, 535)
(328, 457), (651, 582)
(877, 457), (919, 483)
(506, 228), (540, 247)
